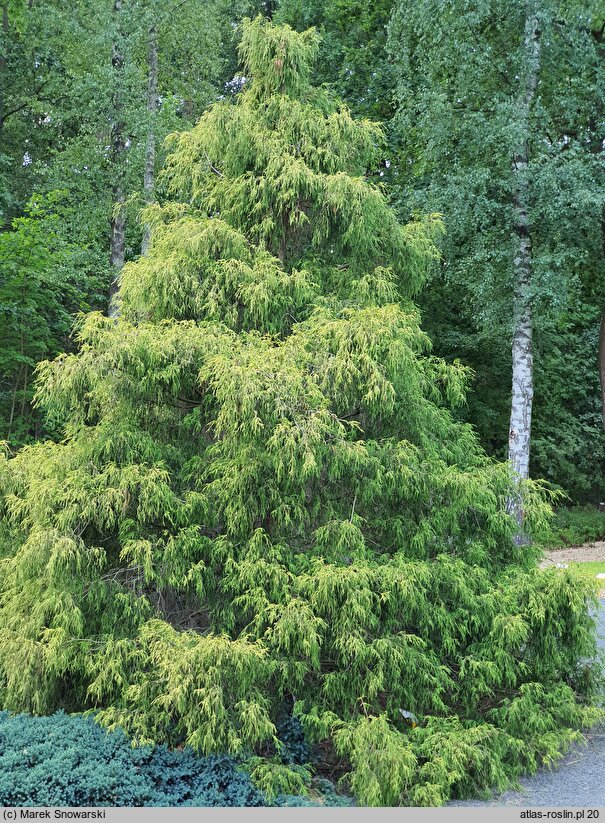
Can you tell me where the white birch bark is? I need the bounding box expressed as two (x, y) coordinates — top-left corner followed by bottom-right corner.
(108, 0), (125, 318)
(599, 204), (605, 432)
(599, 309), (605, 428)
(507, 1), (541, 535)
(141, 24), (158, 255)
(0, 3), (9, 146)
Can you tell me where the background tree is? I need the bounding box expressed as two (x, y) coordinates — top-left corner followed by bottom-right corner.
(0, 191), (105, 445)
(274, 0), (395, 120)
(0, 0), (253, 441)
(388, 0), (605, 501)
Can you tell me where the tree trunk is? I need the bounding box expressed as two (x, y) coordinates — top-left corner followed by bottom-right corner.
(507, 1), (541, 536)
(141, 24), (158, 255)
(0, 1), (9, 146)
(109, 193), (125, 317)
(599, 201), (605, 432)
(600, 306), (605, 431)
(108, 0), (125, 318)
(6, 367), (20, 441)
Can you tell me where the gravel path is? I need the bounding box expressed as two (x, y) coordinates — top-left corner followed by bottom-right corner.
(450, 601), (605, 808)
(540, 541), (605, 566)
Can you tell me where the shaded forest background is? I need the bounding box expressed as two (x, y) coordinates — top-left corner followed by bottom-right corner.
(1, 0), (604, 499)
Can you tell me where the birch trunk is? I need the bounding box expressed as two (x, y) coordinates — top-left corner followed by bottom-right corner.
(108, 0), (125, 318)
(109, 191), (125, 317)
(507, 1), (541, 536)
(592, 27), (605, 433)
(0, 2), (9, 146)
(141, 25), (158, 255)
(599, 204), (605, 432)
(599, 309), (605, 428)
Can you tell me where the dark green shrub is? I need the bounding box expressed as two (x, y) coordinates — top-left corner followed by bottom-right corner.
(538, 507), (605, 549)
(276, 704), (311, 766)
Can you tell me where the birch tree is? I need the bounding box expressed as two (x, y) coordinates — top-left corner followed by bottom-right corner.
(389, 0), (605, 506)
(106, 0), (251, 300)
(507, 1), (541, 528)
(0, 0), (250, 441)
(108, 0), (126, 317)
(141, 22), (157, 254)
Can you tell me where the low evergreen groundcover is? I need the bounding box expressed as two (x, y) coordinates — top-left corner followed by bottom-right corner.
(0, 711), (349, 807)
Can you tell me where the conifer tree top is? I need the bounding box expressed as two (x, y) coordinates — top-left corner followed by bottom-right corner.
(238, 16), (321, 100)
(126, 16), (441, 331)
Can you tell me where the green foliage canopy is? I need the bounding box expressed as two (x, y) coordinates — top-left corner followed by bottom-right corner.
(274, 0), (395, 120)
(0, 192), (106, 445)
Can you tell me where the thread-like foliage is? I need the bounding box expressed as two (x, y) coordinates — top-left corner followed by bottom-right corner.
(0, 17), (602, 807)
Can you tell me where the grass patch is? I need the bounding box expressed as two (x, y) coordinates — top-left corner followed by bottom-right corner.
(565, 562), (605, 597)
(548, 561), (605, 599)
(566, 561), (605, 580)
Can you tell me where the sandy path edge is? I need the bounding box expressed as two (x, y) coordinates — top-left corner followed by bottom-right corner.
(539, 540), (605, 566)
